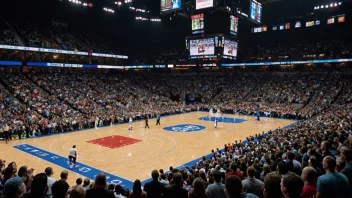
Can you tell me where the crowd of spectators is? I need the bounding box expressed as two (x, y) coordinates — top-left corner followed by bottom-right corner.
(1, 67), (352, 198)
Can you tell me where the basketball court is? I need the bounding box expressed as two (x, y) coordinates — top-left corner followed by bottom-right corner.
(0, 112), (295, 189)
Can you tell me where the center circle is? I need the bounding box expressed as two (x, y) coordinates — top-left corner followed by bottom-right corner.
(163, 124), (206, 132)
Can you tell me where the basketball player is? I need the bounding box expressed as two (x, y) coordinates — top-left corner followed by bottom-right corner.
(68, 145), (77, 168)
(156, 113), (160, 125)
(145, 115), (149, 129)
(255, 112), (260, 123)
(214, 118), (218, 129)
(94, 117), (99, 129)
(129, 117), (133, 130)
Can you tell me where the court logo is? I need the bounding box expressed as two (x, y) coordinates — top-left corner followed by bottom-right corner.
(163, 124), (206, 132)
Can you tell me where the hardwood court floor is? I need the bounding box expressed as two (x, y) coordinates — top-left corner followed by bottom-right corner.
(0, 112), (295, 184)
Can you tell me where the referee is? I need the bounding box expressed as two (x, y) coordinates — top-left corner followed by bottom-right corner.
(156, 114), (160, 125)
(145, 115), (149, 129)
(2, 123), (10, 144)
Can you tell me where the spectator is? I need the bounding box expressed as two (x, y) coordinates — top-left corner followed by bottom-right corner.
(159, 174), (169, 185)
(226, 163), (243, 180)
(114, 184), (126, 198)
(60, 170), (68, 181)
(316, 156), (350, 198)
(143, 170), (165, 198)
(340, 147), (352, 190)
(45, 167), (55, 198)
(128, 179), (147, 198)
(82, 178), (90, 191)
(108, 184), (115, 191)
(71, 178), (83, 189)
(22, 173), (48, 198)
(86, 173), (115, 198)
(206, 170), (226, 198)
(51, 180), (70, 198)
(280, 172), (304, 198)
(263, 174), (282, 198)
(300, 167), (317, 198)
(241, 166), (263, 197)
(189, 177), (208, 198)
(70, 185), (86, 198)
(3, 177), (24, 198)
(162, 172), (188, 198)
(224, 176), (258, 198)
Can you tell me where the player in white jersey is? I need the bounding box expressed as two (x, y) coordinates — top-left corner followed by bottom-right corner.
(209, 108), (213, 118)
(128, 117), (133, 130)
(214, 119), (218, 128)
(68, 145), (77, 168)
(94, 117), (99, 129)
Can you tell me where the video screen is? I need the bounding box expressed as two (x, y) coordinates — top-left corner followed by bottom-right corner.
(295, 21), (301, 28)
(279, 25), (284, 30)
(250, 0), (262, 23)
(189, 38), (215, 56)
(285, 23), (290, 30)
(327, 18), (335, 24)
(191, 14), (204, 31)
(230, 15), (238, 35)
(315, 20), (320, 25)
(262, 26), (267, 32)
(196, 0), (213, 10)
(306, 21), (314, 27)
(161, 0), (182, 12)
(223, 39), (238, 57)
(272, 26), (277, 31)
(338, 15), (345, 23)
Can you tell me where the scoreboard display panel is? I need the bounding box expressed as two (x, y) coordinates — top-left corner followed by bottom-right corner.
(191, 14), (204, 34)
(250, 0), (262, 24)
(223, 38), (238, 58)
(161, 0), (182, 12)
(189, 38), (215, 56)
(230, 15), (239, 35)
(196, 0), (213, 10)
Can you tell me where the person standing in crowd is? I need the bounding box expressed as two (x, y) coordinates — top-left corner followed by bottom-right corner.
(22, 173), (48, 198)
(206, 170), (226, 198)
(69, 145), (77, 168)
(263, 174), (282, 198)
(45, 167), (56, 198)
(300, 167), (317, 198)
(143, 170), (165, 198)
(280, 173), (304, 198)
(341, 147), (352, 190)
(129, 179), (147, 198)
(316, 156), (350, 198)
(188, 177), (208, 198)
(3, 176), (25, 198)
(241, 166), (264, 197)
(162, 173), (188, 198)
(51, 179), (70, 198)
(224, 176), (257, 198)
(85, 173), (115, 198)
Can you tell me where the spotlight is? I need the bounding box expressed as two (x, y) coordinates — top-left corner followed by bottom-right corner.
(325, 5), (329, 8)
(338, 2), (342, 5)
(114, 1), (117, 4)
(118, 1), (122, 5)
(321, 5), (324, 8)
(330, 3), (333, 7)
(316, 6), (319, 9)
(334, 3), (337, 6)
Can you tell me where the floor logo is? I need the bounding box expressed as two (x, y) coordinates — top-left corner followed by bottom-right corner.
(163, 124), (206, 132)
